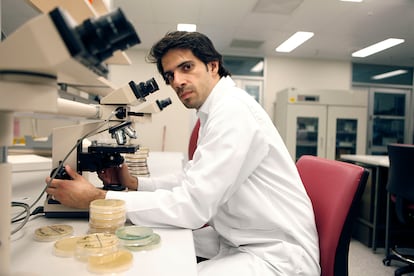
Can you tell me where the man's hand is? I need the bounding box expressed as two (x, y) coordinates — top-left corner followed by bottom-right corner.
(46, 165), (106, 209)
(97, 164), (138, 190)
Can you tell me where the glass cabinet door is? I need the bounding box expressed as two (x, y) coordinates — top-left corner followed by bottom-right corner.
(335, 118), (358, 158)
(233, 78), (264, 105)
(368, 88), (410, 155)
(296, 117), (319, 158)
(327, 106), (367, 160)
(286, 105), (327, 161)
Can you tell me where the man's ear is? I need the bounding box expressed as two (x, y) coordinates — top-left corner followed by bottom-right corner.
(209, 61), (219, 74)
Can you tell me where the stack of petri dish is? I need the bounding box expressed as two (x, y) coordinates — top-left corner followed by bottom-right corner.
(115, 225), (161, 251)
(74, 233), (120, 262)
(53, 232), (133, 274)
(89, 199), (126, 234)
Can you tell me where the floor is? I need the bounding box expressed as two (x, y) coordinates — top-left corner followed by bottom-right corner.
(349, 239), (414, 276)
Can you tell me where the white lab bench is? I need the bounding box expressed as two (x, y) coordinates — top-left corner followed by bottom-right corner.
(9, 152), (197, 276)
(10, 154), (52, 208)
(340, 154), (389, 252)
(11, 218), (197, 276)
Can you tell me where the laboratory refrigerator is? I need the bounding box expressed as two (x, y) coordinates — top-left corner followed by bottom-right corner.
(274, 87), (368, 161)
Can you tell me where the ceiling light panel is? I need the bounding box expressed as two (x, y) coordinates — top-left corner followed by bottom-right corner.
(372, 69), (408, 80)
(250, 61), (264, 72)
(352, 38), (405, 58)
(276, 31), (314, 53)
(177, 24), (197, 32)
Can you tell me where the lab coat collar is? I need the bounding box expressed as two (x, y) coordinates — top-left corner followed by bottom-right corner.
(197, 76), (235, 125)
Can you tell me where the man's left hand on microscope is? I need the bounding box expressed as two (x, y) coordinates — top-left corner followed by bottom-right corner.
(46, 165), (107, 209)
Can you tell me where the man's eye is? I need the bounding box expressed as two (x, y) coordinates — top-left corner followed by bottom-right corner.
(182, 63), (193, 71)
(164, 73), (173, 82)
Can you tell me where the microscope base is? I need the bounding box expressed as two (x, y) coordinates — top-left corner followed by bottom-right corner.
(44, 197), (89, 218)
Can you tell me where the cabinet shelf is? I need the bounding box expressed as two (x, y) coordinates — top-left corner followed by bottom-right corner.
(297, 143), (317, 147)
(337, 145), (356, 149)
(336, 131), (357, 135)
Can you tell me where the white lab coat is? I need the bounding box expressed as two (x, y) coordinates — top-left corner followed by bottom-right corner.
(106, 77), (320, 275)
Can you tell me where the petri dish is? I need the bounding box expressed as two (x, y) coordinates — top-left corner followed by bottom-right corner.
(124, 233), (161, 251)
(115, 226), (153, 242)
(88, 223), (125, 235)
(75, 233), (119, 262)
(89, 199), (126, 234)
(89, 215), (126, 228)
(53, 236), (82, 257)
(116, 226), (161, 250)
(33, 224), (74, 242)
(89, 199), (125, 213)
(87, 249), (133, 274)
(89, 210), (125, 220)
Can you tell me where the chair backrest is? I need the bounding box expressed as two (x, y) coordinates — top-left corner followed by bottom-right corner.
(188, 119), (200, 160)
(296, 155), (368, 276)
(386, 143), (414, 223)
(387, 143), (414, 202)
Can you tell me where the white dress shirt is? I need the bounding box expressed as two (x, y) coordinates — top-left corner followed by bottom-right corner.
(106, 76), (320, 275)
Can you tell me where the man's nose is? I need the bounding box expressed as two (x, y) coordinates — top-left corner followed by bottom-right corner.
(172, 71), (185, 87)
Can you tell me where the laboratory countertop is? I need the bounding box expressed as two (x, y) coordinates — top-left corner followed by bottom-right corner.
(340, 154), (389, 167)
(11, 217), (197, 276)
(10, 151), (197, 276)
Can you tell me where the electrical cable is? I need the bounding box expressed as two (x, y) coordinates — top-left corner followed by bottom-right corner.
(11, 202), (30, 235)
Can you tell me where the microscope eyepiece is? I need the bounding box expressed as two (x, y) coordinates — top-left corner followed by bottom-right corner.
(156, 98), (172, 111)
(49, 7), (140, 77)
(75, 8), (140, 63)
(129, 78), (159, 100)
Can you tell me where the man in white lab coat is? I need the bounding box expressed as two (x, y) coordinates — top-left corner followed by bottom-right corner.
(47, 31), (320, 275)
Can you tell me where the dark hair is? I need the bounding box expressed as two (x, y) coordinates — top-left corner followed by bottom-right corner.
(146, 31), (231, 83)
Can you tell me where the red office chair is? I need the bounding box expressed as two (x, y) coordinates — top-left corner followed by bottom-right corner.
(188, 119), (200, 160)
(383, 144), (414, 276)
(296, 155), (368, 276)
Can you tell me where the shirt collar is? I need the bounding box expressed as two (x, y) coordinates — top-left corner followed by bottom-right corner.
(197, 76), (235, 124)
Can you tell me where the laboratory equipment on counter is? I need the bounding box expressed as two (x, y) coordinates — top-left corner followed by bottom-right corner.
(45, 77), (171, 218)
(274, 87), (368, 161)
(0, 6), (170, 275)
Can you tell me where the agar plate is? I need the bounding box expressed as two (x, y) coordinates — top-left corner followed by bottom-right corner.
(89, 199), (125, 212)
(124, 233), (161, 251)
(75, 233), (119, 261)
(116, 226), (161, 250)
(87, 249), (133, 274)
(33, 224), (73, 242)
(115, 225), (153, 240)
(53, 236), (82, 257)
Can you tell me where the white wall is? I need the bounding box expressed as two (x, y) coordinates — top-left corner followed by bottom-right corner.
(264, 56), (353, 117)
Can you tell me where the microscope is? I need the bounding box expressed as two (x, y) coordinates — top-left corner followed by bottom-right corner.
(45, 76), (172, 218)
(0, 6), (170, 275)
